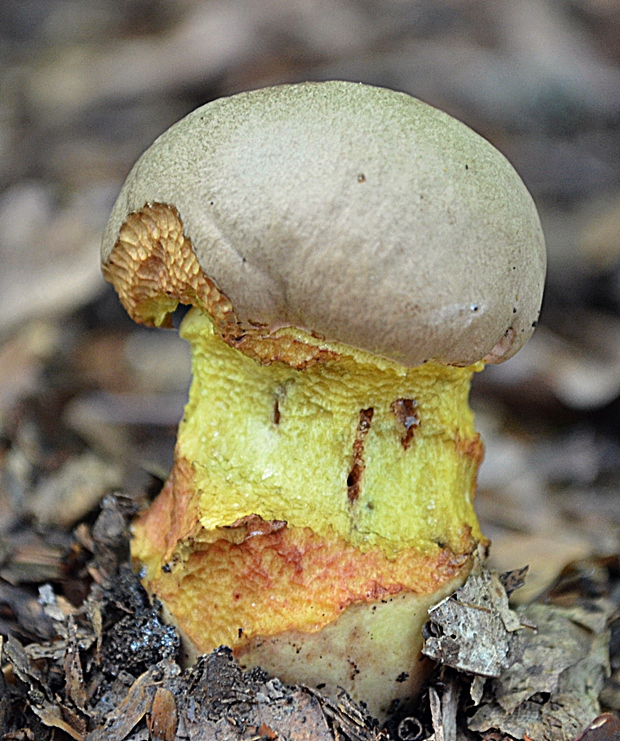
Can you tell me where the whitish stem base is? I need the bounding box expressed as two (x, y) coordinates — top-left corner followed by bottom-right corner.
(170, 569), (469, 720)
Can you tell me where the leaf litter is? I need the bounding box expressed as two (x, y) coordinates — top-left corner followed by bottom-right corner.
(0, 497), (390, 741)
(420, 557), (616, 741)
(0, 494), (616, 741)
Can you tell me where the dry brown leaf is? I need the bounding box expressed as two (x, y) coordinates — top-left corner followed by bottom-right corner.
(469, 601), (612, 741)
(422, 564), (523, 677)
(5, 635), (87, 740)
(30, 701), (85, 741)
(27, 452), (123, 528)
(574, 713), (620, 741)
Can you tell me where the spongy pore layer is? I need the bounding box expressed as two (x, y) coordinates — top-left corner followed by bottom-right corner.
(184, 309), (481, 553)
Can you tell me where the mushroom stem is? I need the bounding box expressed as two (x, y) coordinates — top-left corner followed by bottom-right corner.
(132, 307), (484, 716)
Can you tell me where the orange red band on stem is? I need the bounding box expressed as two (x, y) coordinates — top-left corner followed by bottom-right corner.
(133, 456), (475, 654)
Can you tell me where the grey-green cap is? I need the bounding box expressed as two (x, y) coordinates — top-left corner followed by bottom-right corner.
(102, 81), (546, 367)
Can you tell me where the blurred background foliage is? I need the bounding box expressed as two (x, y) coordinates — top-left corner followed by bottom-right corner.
(2, 0), (620, 603)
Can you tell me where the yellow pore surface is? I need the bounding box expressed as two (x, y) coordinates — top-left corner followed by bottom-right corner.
(176, 308), (482, 557)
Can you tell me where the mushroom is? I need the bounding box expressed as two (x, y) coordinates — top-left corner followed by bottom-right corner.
(101, 81), (546, 718)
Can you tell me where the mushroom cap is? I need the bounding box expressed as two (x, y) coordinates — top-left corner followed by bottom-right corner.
(102, 81), (545, 367)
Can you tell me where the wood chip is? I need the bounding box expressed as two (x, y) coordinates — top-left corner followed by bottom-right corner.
(147, 687), (178, 741)
(86, 662), (166, 741)
(64, 616), (88, 712)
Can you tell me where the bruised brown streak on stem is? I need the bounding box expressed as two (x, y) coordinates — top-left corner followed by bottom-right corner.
(390, 398), (420, 450)
(347, 408), (374, 503)
(455, 432), (484, 466)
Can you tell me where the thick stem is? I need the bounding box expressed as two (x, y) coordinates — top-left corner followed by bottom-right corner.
(132, 308), (485, 716)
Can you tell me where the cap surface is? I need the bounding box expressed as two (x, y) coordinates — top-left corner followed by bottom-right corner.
(102, 81), (545, 367)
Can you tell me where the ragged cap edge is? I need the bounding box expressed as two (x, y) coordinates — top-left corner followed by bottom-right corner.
(102, 81), (546, 367)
